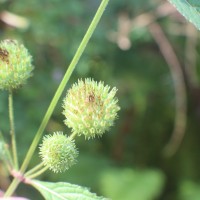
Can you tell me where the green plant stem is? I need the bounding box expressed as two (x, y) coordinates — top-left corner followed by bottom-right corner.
(26, 166), (48, 180)
(0, 131), (14, 168)
(4, 178), (20, 197)
(8, 90), (18, 170)
(24, 163), (44, 177)
(69, 132), (78, 140)
(4, 0), (110, 197)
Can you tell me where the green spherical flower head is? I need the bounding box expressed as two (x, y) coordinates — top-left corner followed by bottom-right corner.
(63, 78), (120, 139)
(39, 132), (78, 173)
(0, 39), (34, 90)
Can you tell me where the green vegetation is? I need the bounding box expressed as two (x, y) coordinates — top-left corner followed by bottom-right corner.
(0, 0), (200, 199)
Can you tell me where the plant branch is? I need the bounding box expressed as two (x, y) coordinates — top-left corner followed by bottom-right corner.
(24, 163), (44, 177)
(3, 178), (20, 197)
(8, 90), (18, 170)
(108, 2), (177, 49)
(184, 23), (199, 88)
(148, 22), (187, 157)
(0, 131), (14, 169)
(69, 132), (77, 140)
(26, 166), (48, 180)
(4, 0), (110, 197)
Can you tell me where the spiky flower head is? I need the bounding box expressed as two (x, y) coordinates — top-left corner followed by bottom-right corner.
(39, 132), (78, 173)
(63, 78), (120, 139)
(0, 39), (33, 90)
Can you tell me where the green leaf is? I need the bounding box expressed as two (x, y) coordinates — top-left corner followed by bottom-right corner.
(179, 180), (200, 200)
(99, 168), (165, 200)
(29, 180), (107, 200)
(168, 0), (200, 30)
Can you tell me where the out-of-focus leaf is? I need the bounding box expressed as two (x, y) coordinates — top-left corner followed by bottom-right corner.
(168, 0), (200, 30)
(0, 198), (30, 200)
(179, 181), (200, 200)
(99, 168), (165, 200)
(29, 180), (107, 200)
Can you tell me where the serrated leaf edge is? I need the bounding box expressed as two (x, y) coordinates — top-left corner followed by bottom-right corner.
(28, 180), (108, 200)
(30, 180), (67, 200)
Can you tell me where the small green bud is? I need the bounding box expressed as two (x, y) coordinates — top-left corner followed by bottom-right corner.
(39, 132), (78, 173)
(0, 39), (34, 90)
(63, 78), (120, 139)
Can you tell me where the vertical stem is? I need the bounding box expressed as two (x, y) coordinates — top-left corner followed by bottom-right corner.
(8, 90), (19, 170)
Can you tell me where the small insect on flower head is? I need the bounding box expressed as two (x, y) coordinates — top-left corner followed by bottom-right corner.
(62, 78), (120, 139)
(0, 39), (34, 90)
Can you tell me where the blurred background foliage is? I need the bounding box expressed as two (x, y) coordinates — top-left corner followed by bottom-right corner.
(0, 0), (200, 199)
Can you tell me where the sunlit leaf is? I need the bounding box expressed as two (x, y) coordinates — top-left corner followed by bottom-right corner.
(30, 180), (107, 200)
(168, 0), (200, 30)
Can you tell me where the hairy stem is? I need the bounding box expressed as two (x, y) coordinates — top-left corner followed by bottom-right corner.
(4, 178), (20, 197)
(8, 90), (18, 170)
(24, 163), (44, 177)
(26, 166), (48, 180)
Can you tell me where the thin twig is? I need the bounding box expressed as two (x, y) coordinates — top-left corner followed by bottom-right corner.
(24, 163), (44, 177)
(184, 23), (199, 88)
(108, 2), (177, 49)
(25, 166), (48, 180)
(131, 2), (176, 29)
(148, 22), (187, 157)
(0, 11), (29, 29)
(0, 131), (14, 169)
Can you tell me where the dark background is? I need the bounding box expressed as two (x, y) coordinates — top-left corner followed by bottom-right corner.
(0, 0), (200, 199)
